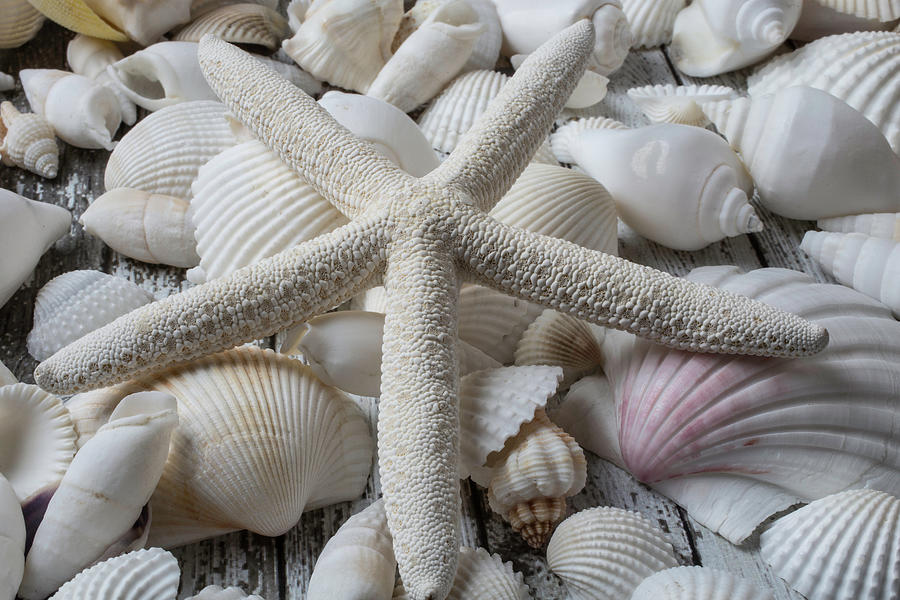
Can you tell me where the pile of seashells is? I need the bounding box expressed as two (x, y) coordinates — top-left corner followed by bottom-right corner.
(1, 0), (900, 598)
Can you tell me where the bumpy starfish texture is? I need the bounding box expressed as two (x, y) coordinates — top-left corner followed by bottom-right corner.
(36, 21), (828, 600)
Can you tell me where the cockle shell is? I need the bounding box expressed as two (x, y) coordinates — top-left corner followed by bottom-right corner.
(173, 4), (291, 49)
(20, 69), (121, 150)
(0, 0), (45, 48)
(701, 87), (900, 220)
(792, 0), (898, 41)
(0, 72), (13, 91)
(0, 102), (59, 179)
(282, 0), (402, 93)
(19, 392), (178, 600)
(80, 0), (191, 45)
(598, 266), (900, 543)
(514, 309), (605, 388)
(393, 546), (531, 600)
(105, 100), (237, 198)
(546, 506), (678, 600)
(627, 84), (739, 127)
(25, 0), (129, 41)
(631, 566), (774, 600)
(186, 586), (265, 600)
(0, 189), (69, 307)
(801, 230), (900, 317)
(27, 270), (153, 362)
(80, 188), (200, 268)
(0, 474), (25, 600)
(48, 547), (180, 600)
(66, 34), (137, 126)
(621, 0), (685, 48)
(818, 212), (900, 240)
(107, 41), (218, 112)
(0, 383), (76, 502)
(760, 489), (900, 600)
(815, 0), (900, 20)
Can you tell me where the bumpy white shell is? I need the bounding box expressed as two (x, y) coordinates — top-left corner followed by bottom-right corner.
(173, 3), (290, 49)
(186, 586), (265, 600)
(0, 474), (25, 600)
(393, 546), (530, 600)
(546, 506), (678, 600)
(80, 189), (200, 268)
(631, 566), (774, 600)
(48, 547), (180, 600)
(27, 270), (153, 362)
(0, 188), (69, 307)
(79, 0), (191, 45)
(105, 100), (237, 198)
(760, 489), (900, 600)
(514, 309), (605, 387)
(627, 84), (739, 126)
(818, 213), (900, 240)
(599, 266), (900, 543)
(792, 1), (898, 41)
(621, 0), (685, 47)
(0, 102), (59, 179)
(815, 0), (900, 20)
(0, 0), (45, 48)
(65, 35), (137, 126)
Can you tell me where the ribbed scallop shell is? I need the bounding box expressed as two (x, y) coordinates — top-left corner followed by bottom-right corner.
(514, 309), (604, 387)
(0, 101), (59, 179)
(818, 213), (900, 240)
(187, 140), (348, 284)
(0, 473), (24, 600)
(186, 586), (265, 599)
(627, 84), (739, 126)
(760, 489), (900, 600)
(457, 284), (545, 364)
(393, 546), (530, 600)
(48, 547), (179, 600)
(546, 506), (678, 600)
(622, 0), (686, 48)
(173, 4), (291, 49)
(0, 383), (76, 502)
(26, 0), (128, 40)
(816, 0), (900, 20)
(27, 270), (153, 362)
(0, 0), (45, 48)
(631, 566), (774, 600)
(105, 100), (237, 198)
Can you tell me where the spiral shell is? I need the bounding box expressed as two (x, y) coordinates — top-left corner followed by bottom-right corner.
(817, 212), (900, 240)
(631, 566), (774, 600)
(627, 84), (739, 126)
(621, 0), (685, 48)
(0, 0), (45, 48)
(0, 102), (59, 179)
(173, 3), (290, 49)
(393, 547), (530, 600)
(48, 547), (180, 600)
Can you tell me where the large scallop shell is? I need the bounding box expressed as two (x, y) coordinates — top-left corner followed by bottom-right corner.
(0, 474), (25, 600)
(173, 3), (290, 49)
(627, 84), (739, 126)
(0, 0), (45, 48)
(631, 566), (774, 600)
(0, 102), (59, 179)
(760, 489), (900, 600)
(47, 547), (180, 600)
(599, 266), (900, 543)
(546, 506), (678, 600)
(25, 0), (129, 41)
(393, 546), (530, 600)
(621, 0), (685, 48)
(514, 309), (605, 388)
(818, 212), (900, 240)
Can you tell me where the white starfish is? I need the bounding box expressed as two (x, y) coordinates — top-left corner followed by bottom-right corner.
(35, 22), (828, 600)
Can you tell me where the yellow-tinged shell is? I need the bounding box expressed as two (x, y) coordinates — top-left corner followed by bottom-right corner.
(0, 101), (58, 179)
(26, 0), (128, 40)
(0, 0), (45, 48)
(173, 3), (290, 49)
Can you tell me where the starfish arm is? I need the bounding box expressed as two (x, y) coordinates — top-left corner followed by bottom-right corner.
(197, 36), (414, 219)
(425, 20), (594, 213)
(34, 217), (390, 394)
(380, 237), (461, 600)
(455, 210), (829, 358)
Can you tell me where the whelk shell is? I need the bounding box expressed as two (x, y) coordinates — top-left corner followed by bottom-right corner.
(65, 34), (136, 125)
(621, 0), (685, 48)
(0, 474), (25, 600)
(394, 546), (531, 599)
(817, 212), (900, 240)
(173, 3), (291, 50)
(631, 566), (774, 600)
(0, 102), (59, 179)
(514, 309), (605, 388)
(48, 547), (180, 600)
(627, 84), (739, 127)
(0, 0), (45, 48)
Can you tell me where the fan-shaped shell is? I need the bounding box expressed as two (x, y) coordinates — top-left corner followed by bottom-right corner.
(0, 0), (45, 48)
(631, 566), (774, 600)
(186, 586), (265, 600)
(393, 546), (530, 600)
(0, 101), (59, 179)
(81, 0), (192, 45)
(627, 84), (739, 126)
(818, 213), (900, 240)
(173, 3), (290, 49)
(48, 547), (180, 600)
(27, 270), (153, 362)
(457, 284), (545, 364)
(546, 506), (678, 600)
(621, 0), (685, 48)
(600, 266), (900, 543)
(0, 474), (25, 600)
(25, 0), (129, 40)
(514, 309), (605, 387)
(760, 489), (900, 600)
(815, 0), (900, 21)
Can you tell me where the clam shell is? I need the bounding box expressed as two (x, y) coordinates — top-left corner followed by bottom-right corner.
(393, 546), (530, 600)
(47, 547), (180, 600)
(81, 0), (192, 45)
(27, 270), (153, 362)
(631, 566), (774, 600)
(546, 506), (678, 600)
(627, 84), (739, 126)
(25, 0), (128, 41)
(173, 4), (291, 49)
(0, 474), (25, 600)
(0, 102), (59, 179)
(186, 586), (265, 600)
(815, 0), (900, 20)
(818, 212), (900, 240)
(760, 489), (900, 600)
(551, 374), (622, 466)
(514, 309), (605, 387)
(0, 0), (45, 48)
(621, 0), (685, 48)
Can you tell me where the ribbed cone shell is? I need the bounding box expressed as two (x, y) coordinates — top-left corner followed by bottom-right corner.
(138, 347), (373, 547)
(49, 547), (180, 600)
(621, 0), (685, 48)
(105, 100), (236, 198)
(627, 84), (738, 126)
(173, 4), (290, 49)
(631, 566), (774, 600)
(26, 0), (128, 40)
(394, 546), (530, 600)
(546, 506), (678, 600)
(187, 140), (348, 283)
(514, 309), (604, 387)
(818, 213), (900, 241)
(815, 0), (899, 20)
(0, 102), (59, 178)
(457, 284), (544, 364)
(760, 489), (900, 600)
(0, 0), (45, 48)
(549, 116), (628, 164)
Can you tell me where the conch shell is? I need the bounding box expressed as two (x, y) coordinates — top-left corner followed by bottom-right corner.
(0, 102), (59, 179)
(0, 0), (45, 48)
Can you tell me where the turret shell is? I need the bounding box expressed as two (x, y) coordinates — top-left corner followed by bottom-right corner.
(817, 213), (900, 240)
(0, 102), (59, 179)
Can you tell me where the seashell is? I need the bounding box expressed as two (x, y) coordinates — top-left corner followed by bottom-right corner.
(285, 0), (307, 31)
(460, 0), (502, 71)
(186, 586), (265, 600)
(701, 87), (900, 220)
(191, 0), (277, 18)
(621, 0), (686, 48)
(0, 189), (69, 307)
(792, 0), (898, 41)
(20, 69), (121, 150)
(627, 84), (739, 127)
(598, 266), (900, 543)
(814, 0), (900, 21)
(79, 0), (192, 45)
(186, 140), (348, 284)
(367, 0), (485, 113)
(19, 392), (178, 600)
(48, 547), (180, 600)
(514, 309), (605, 388)
(0, 383), (76, 504)
(631, 566), (774, 600)
(549, 117), (628, 164)
(250, 52), (323, 96)
(105, 100), (237, 198)
(173, 4), (291, 50)
(818, 212), (900, 240)
(0, 359), (15, 385)
(318, 91), (439, 176)
(80, 188), (200, 268)
(564, 70), (608, 109)
(25, 0), (128, 41)
(307, 500), (395, 600)
(0, 72), (13, 91)
(282, 0), (403, 93)
(0, 0), (45, 48)
(66, 34), (137, 126)
(107, 41), (218, 112)
(670, 0), (803, 77)
(551, 374), (622, 466)
(0, 474), (25, 600)
(393, 546), (530, 600)
(26, 270), (154, 362)
(746, 31), (900, 154)
(531, 139), (557, 165)
(546, 506), (678, 600)
(457, 284), (545, 364)
(551, 120), (760, 251)
(64, 385), (128, 449)
(801, 230), (900, 317)
(0, 102), (59, 179)
(760, 489), (900, 600)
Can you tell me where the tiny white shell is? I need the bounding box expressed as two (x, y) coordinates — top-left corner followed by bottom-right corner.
(394, 546), (530, 600)
(817, 213), (900, 240)
(0, 0), (45, 49)
(173, 3), (290, 49)
(48, 547), (180, 600)
(186, 585), (265, 600)
(0, 102), (59, 179)
(0, 474), (25, 600)
(514, 309), (605, 387)
(631, 566), (774, 600)
(621, 0), (686, 48)
(627, 84), (739, 126)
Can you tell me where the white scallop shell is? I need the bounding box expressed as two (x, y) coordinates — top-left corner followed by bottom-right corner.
(78, 0), (191, 45)
(621, 0), (685, 48)
(551, 374), (622, 466)
(27, 270), (153, 362)
(173, 3), (290, 49)
(546, 506), (678, 600)
(627, 84), (739, 126)
(760, 489), (900, 600)
(514, 309), (605, 387)
(818, 212), (900, 240)
(64, 385), (129, 449)
(0, 0), (45, 49)
(0, 72), (13, 91)
(186, 586), (265, 600)
(0, 188), (69, 307)
(65, 35), (136, 126)
(599, 266), (900, 543)
(80, 188), (200, 268)
(48, 547), (180, 600)
(792, 1), (898, 41)
(105, 100), (237, 198)
(815, 0), (900, 20)
(631, 566), (774, 600)
(0, 102), (59, 179)
(393, 546), (530, 600)
(0, 474), (25, 600)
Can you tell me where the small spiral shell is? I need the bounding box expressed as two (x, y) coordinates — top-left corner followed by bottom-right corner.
(0, 101), (58, 179)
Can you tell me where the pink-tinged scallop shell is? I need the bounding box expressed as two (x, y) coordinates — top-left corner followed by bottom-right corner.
(47, 547), (179, 600)
(631, 566), (774, 600)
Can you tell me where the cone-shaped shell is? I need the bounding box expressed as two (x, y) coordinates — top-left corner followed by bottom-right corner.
(760, 489), (900, 600)
(815, 0), (900, 20)
(27, 270), (153, 362)
(47, 547), (180, 600)
(622, 0), (685, 48)
(818, 213), (900, 240)
(173, 4), (290, 49)
(546, 506), (678, 600)
(0, 0), (45, 48)
(514, 309), (605, 387)
(186, 586), (265, 600)
(26, 0), (128, 40)
(0, 474), (25, 600)
(627, 84), (739, 126)
(393, 546), (530, 600)
(0, 102), (59, 179)
(631, 566), (774, 600)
